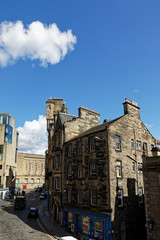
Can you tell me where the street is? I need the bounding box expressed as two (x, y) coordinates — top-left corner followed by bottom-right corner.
(0, 191), (52, 240)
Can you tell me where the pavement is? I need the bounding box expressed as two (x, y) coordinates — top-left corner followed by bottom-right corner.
(38, 199), (73, 239)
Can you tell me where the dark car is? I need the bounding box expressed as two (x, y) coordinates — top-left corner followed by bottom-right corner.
(28, 207), (38, 218)
(40, 192), (47, 199)
(14, 196), (26, 209)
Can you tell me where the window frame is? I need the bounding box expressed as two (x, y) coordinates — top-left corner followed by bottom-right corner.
(89, 137), (96, 152)
(117, 189), (123, 207)
(90, 162), (96, 178)
(67, 144), (72, 157)
(115, 135), (121, 151)
(0, 145), (3, 161)
(132, 161), (135, 173)
(136, 140), (141, 151)
(116, 160), (122, 178)
(138, 187), (143, 203)
(78, 189), (83, 203)
(131, 139), (134, 150)
(78, 164), (82, 179)
(31, 178), (34, 184)
(67, 165), (72, 179)
(77, 141), (82, 155)
(55, 177), (60, 190)
(91, 189), (97, 206)
(24, 178), (28, 184)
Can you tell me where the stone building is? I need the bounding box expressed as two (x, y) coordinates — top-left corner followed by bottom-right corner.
(46, 98), (156, 240)
(0, 113), (18, 199)
(143, 148), (160, 240)
(16, 152), (45, 191)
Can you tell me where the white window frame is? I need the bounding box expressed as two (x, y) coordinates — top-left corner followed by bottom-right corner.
(116, 160), (122, 178)
(136, 140), (141, 151)
(24, 178), (28, 184)
(37, 178), (40, 184)
(118, 189), (123, 207)
(31, 178), (34, 184)
(115, 135), (121, 151)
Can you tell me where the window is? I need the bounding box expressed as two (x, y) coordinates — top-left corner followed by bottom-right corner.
(138, 163), (142, 171)
(4, 125), (13, 144)
(136, 141), (141, 151)
(37, 178), (40, 184)
(0, 165), (2, 170)
(151, 144), (154, 150)
(116, 161), (122, 178)
(138, 187), (143, 203)
(0, 145), (3, 160)
(115, 135), (121, 151)
(132, 161), (135, 173)
(41, 163), (43, 173)
(90, 162), (96, 178)
(0, 115), (11, 125)
(55, 155), (61, 169)
(67, 165), (72, 179)
(68, 144), (72, 157)
(78, 189), (83, 203)
(131, 139), (134, 150)
(91, 189), (97, 205)
(77, 141), (82, 155)
(117, 189), (123, 207)
(55, 177), (60, 190)
(24, 178), (28, 184)
(67, 188), (71, 202)
(31, 178), (34, 183)
(89, 137), (95, 152)
(15, 178), (19, 184)
(143, 142), (148, 155)
(78, 164), (82, 179)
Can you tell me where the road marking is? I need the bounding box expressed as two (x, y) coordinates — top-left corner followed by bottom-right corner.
(37, 218), (56, 240)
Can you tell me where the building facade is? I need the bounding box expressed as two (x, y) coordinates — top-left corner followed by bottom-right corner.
(143, 148), (160, 240)
(16, 152), (45, 190)
(0, 114), (18, 199)
(46, 98), (156, 240)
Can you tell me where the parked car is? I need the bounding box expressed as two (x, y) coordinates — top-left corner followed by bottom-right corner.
(28, 207), (38, 218)
(35, 187), (43, 192)
(14, 196), (26, 209)
(40, 192), (47, 199)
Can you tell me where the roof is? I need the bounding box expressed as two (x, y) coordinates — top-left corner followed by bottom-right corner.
(59, 112), (77, 125)
(66, 116), (123, 142)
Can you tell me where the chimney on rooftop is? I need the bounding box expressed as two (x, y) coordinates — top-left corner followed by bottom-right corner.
(123, 98), (140, 118)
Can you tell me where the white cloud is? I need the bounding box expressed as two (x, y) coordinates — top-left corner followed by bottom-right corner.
(0, 20), (77, 67)
(16, 115), (47, 155)
(145, 123), (154, 129)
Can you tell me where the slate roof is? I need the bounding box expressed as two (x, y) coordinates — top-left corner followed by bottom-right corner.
(66, 116), (123, 142)
(59, 112), (77, 125)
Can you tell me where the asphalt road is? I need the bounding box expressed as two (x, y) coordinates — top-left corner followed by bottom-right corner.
(0, 191), (51, 240)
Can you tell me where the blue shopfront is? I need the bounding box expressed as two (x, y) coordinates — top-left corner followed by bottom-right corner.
(63, 206), (112, 240)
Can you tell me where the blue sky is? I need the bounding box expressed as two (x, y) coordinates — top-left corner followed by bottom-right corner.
(0, 0), (160, 153)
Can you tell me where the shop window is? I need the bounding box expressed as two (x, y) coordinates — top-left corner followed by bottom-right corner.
(77, 141), (82, 155)
(68, 144), (72, 157)
(115, 135), (121, 151)
(95, 219), (103, 239)
(67, 188), (71, 202)
(0, 145), (3, 160)
(116, 160), (122, 178)
(67, 165), (72, 179)
(82, 216), (90, 235)
(78, 189), (83, 203)
(78, 164), (82, 179)
(31, 178), (34, 184)
(24, 178), (28, 184)
(89, 137), (95, 152)
(136, 140), (141, 151)
(138, 187), (143, 203)
(55, 177), (60, 190)
(91, 189), (97, 206)
(90, 162), (96, 178)
(131, 139), (134, 149)
(132, 161), (135, 173)
(117, 189), (123, 207)
(143, 142), (148, 155)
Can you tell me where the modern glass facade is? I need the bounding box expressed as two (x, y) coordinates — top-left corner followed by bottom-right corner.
(0, 115), (13, 144)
